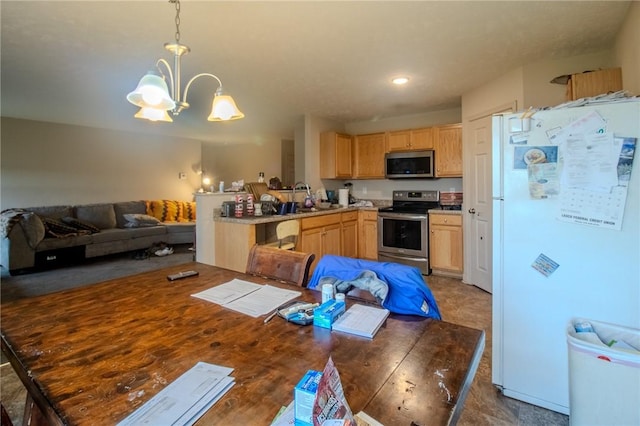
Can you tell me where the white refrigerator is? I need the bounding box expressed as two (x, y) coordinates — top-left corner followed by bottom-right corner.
(491, 99), (640, 414)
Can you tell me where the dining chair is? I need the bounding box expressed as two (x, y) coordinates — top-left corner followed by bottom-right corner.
(245, 244), (315, 287)
(264, 219), (299, 250)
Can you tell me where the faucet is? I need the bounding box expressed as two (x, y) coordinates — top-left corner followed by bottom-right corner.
(293, 182), (312, 207)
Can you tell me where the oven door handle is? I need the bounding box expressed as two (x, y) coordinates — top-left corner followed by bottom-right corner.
(378, 212), (427, 220)
(378, 252), (429, 263)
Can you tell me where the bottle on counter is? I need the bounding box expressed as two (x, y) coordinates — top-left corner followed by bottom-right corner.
(219, 181), (225, 193)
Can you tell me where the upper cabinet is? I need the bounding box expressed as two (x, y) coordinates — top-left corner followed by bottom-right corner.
(353, 132), (386, 179)
(434, 124), (462, 177)
(320, 131), (353, 179)
(320, 124), (462, 179)
(387, 127), (434, 152)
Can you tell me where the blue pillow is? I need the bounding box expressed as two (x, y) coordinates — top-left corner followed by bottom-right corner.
(308, 255), (441, 319)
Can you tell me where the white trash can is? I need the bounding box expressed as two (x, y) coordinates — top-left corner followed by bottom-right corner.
(567, 318), (640, 426)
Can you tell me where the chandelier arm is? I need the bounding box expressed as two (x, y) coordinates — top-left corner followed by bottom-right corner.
(181, 73), (223, 104)
(155, 58), (175, 100)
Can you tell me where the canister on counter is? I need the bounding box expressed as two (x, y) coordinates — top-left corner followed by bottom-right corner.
(246, 194), (254, 216)
(235, 194), (244, 217)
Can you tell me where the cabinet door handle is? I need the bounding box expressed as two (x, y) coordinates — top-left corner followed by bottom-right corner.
(468, 208), (476, 214)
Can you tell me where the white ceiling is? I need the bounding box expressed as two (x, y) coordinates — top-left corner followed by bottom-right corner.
(0, 1), (631, 144)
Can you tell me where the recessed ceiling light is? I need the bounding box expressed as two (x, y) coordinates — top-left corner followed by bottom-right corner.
(392, 77), (409, 85)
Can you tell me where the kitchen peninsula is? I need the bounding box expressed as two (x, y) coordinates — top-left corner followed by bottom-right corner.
(211, 207), (372, 273)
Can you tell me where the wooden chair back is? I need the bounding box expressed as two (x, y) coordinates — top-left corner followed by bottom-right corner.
(245, 244), (315, 287)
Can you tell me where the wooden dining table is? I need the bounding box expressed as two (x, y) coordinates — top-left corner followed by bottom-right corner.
(1, 262), (484, 426)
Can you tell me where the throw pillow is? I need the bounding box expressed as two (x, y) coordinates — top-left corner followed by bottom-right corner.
(123, 213), (161, 228)
(61, 216), (100, 233)
(146, 200), (180, 222)
(178, 201), (196, 222)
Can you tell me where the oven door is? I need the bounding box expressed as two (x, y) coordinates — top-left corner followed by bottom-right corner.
(377, 212), (428, 259)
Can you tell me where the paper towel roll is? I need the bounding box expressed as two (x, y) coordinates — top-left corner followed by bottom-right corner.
(338, 189), (349, 207)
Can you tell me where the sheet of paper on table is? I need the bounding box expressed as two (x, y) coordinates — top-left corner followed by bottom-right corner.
(192, 279), (302, 317)
(116, 362), (234, 426)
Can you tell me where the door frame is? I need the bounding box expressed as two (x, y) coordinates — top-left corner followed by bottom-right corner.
(462, 101), (516, 292)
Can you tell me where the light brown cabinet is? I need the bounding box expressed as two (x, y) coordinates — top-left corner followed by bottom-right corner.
(387, 127), (434, 152)
(358, 210), (378, 260)
(353, 132), (386, 178)
(300, 214), (342, 273)
(341, 211), (358, 258)
(320, 131), (353, 179)
(434, 124), (462, 177)
(429, 213), (463, 277)
(567, 68), (622, 101)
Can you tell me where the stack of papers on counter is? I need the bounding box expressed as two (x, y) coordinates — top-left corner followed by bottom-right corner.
(117, 362), (234, 426)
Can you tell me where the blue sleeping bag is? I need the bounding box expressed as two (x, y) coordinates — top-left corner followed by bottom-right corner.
(308, 255), (441, 320)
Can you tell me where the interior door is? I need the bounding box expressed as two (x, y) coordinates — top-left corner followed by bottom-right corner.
(464, 103), (514, 293)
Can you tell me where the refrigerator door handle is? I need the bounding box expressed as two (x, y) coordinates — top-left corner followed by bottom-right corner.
(468, 208), (476, 214)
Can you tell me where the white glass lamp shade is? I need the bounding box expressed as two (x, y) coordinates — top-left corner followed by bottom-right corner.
(134, 107), (173, 122)
(127, 72), (176, 110)
(207, 94), (245, 121)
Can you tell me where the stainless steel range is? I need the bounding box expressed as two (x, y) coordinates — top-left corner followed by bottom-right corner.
(377, 190), (440, 275)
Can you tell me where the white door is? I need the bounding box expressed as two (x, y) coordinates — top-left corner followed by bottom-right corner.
(463, 103), (514, 293)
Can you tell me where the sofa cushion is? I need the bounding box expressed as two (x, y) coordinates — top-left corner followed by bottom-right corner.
(164, 222), (195, 234)
(61, 216), (100, 234)
(90, 227), (166, 244)
(75, 204), (117, 230)
(123, 214), (161, 228)
(114, 201), (147, 228)
(37, 233), (93, 251)
(28, 205), (73, 220)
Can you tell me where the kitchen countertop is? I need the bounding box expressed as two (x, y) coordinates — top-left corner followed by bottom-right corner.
(214, 205), (369, 224)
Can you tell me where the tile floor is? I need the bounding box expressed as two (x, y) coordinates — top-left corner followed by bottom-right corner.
(1, 257), (569, 425)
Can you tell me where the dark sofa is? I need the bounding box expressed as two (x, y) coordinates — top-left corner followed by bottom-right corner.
(1, 200), (195, 275)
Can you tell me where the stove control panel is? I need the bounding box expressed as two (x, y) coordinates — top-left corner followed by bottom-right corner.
(392, 190), (439, 203)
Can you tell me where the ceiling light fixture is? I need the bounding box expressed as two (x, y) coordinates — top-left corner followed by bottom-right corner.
(126, 0), (244, 122)
(392, 77), (410, 85)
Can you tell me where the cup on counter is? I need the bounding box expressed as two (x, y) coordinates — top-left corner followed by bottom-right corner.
(287, 201), (297, 214)
(278, 203), (288, 215)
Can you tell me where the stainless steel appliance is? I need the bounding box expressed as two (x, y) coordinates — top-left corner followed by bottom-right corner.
(385, 150), (435, 179)
(377, 190), (439, 275)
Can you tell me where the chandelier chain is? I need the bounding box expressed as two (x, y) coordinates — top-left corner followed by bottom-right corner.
(172, 0), (181, 43)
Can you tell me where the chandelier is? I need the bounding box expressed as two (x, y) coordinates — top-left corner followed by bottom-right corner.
(126, 0), (244, 123)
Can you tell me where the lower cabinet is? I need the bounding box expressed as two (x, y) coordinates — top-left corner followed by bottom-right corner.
(358, 210), (378, 260)
(429, 213), (463, 277)
(300, 214), (342, 273)
(341, 211), (358, 259)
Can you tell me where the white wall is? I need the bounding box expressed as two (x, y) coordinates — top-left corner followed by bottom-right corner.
(615, 1), (640, 95)
(201, 137), (282, 190)
(0, 118), (201, 208)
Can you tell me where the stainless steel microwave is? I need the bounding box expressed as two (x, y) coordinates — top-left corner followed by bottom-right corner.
(385, 150), (435, 179)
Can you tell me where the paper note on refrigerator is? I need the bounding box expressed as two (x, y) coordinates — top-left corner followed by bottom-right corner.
(558, 136), (636, 230)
